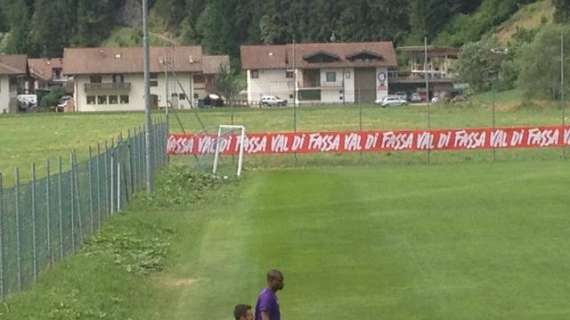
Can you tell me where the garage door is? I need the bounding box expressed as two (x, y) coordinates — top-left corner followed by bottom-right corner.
(354, 68), (376, 103)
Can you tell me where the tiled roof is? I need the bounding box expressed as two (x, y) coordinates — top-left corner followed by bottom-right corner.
(0, 55), (27, 75)
(63, 46), (204, 75)
(241, 41), (398, 70)
(28, 58), (63, 81)
(202, 55), (230, 74)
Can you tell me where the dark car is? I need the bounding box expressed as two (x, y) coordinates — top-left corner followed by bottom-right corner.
(202, 94), (225, 107)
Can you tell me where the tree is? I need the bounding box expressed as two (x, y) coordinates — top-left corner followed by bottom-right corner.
(457, 36), (514, 92)
(4, 0), (32, 54)
(29, 0), (72, 57)
(215, 65), (242, 103)
(73, 0), (117, 47)
(554, 0), (570, 23)
(0, 1), (7, 32)
(518, 25), (570, 100)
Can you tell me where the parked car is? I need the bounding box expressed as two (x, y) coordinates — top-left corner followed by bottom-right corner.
(260, 95), (287, 107)
(57, 96), (73, 112)
(17, 94), (38, 111)
(409, 92), (423, 103)
(202, 93), (225, 107)
(395, 91), (408, 101)
(376, 96), (408, 108)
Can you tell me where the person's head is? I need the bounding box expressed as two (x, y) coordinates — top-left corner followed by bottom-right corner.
(234, 304), (253, 320)
(267, 269), (284, 292)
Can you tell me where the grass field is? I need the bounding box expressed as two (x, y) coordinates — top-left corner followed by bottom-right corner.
(1, 103), (569, 318)
(3, 162), (570, 319)
(1, 101), (568, 180)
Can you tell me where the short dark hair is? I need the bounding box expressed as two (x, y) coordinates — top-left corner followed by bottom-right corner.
(234, 304), (251, 320)
(267, 269), (283, 281)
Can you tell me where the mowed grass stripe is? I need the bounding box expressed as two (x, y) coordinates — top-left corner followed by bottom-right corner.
(174, 162), (570, 319)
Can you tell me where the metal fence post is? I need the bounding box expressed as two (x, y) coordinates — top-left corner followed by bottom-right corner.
(117, 163), (121, 211)
(110, 149), (115, 215)
(88, 147), (94, 236)
(96, 144), (102, 231)
(15, 168), (22, 292)
(104, 142), (110, 218)
(0, 173), (5, 298)
(73, 152), (83, 245)
(58, 157), (64, 259)
(31, 163), (38, 281)
(128, 130), (135, 199)
(46, 160), (52, 265)
(69, 153), (76, 253)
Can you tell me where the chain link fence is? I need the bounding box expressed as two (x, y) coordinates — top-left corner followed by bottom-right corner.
(0, 118), (168, 300)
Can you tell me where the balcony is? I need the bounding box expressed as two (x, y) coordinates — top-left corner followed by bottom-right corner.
(298, 81), (343, 90)
(85, 82), (131, 92)
(389, 70), (457, 83)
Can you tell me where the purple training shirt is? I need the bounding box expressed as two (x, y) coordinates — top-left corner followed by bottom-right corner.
(255, 288), (280, 320)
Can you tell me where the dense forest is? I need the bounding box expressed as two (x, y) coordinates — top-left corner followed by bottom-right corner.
(1, 0), (565, 59)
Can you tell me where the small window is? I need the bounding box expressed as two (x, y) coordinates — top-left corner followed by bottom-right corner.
(251, 70), (259, 79)
(120, 95), (129, 104)
(90, 76), (102, 83)
(193, 74), (205, 83)
(326, 72), (336, 82)
(86, 96), (96, 105)
(150, 73), (158, 87)
(112, 74), (124, 83)
(109, 96), (118, 104)
(179, 93), (187, 100)
(97, 96), (108, 105)
(286, 71), (294, 79)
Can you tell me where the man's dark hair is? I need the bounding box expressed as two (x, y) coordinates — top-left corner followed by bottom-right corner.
(267, 269), (283, 281)
(234, 304), (252, 320)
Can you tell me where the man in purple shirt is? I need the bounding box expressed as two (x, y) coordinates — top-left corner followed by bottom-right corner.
(255, 270), (284, 320)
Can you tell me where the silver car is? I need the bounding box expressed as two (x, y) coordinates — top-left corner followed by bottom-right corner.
(376, 96), (408, 108)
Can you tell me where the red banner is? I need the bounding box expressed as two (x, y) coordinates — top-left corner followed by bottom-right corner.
(168, 126), (570, 155)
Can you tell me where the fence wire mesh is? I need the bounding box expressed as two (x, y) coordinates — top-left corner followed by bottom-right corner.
(0, 119), (168, 300)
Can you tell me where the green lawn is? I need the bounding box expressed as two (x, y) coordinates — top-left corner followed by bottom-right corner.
(1, 102), (568, 181)
(158, 163), (570, 319)
(3, 162), (569, 319)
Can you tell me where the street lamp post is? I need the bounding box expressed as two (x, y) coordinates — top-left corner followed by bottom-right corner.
(143, 0), (153, 192)
(489, 48), (509, 162)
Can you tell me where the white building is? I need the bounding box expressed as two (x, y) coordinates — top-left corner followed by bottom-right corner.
(0, 55), (27, 113)
(63, 47), (229, 112)
(241, 42), (398, 105)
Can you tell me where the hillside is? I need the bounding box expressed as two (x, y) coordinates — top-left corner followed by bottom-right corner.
(495, 0), (555, 44)
(2, 0), (563, 59)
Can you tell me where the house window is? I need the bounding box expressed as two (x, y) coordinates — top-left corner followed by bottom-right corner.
(179, 93), (187, 100)
(53, 69), (62, 80)
(109, 96), (118, 104)
(112, 74), (124, 83)
(286, 71), (294, 79)
(193, 74), (205, 83)
(120, 95), (130, 104)
(251, 70), (259, 79)
(326, 72), (336, 82)
(90, 76), (102, 83)
(97, 95), (108, 105)
(86, 96), (96, 105)
(150, 73), (158, 87)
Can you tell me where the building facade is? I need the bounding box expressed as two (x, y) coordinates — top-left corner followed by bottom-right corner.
(390, 46), (461, 101)
(63, 47), (229, 112)
(28, 58), (70, 92)
(241, 42), (398, 105)
(0, 55), (27, 113)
